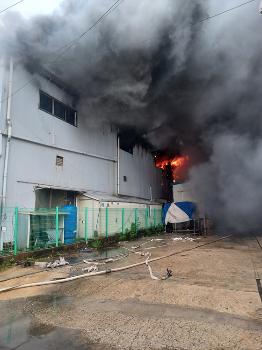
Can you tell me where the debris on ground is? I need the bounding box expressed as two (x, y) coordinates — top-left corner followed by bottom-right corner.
(131, 245), (141, 250)
(144, 245), (168, 250)
(35, 257), (69, 269)
(83, 252), (128, 265)
(79, 247), (93, 253)
(172, 237), (200, 242)
(34, 262), (48, 269)
(83, 260), (105, 266)
(82, 265), (98, 273)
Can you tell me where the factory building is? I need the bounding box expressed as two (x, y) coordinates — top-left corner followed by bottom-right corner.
(0, 58), (164, 248)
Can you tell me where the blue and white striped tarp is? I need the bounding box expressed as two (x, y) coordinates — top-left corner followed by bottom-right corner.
(163, 202), (196, 225)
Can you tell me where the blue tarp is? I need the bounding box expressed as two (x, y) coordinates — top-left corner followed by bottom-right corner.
(162, 201), (196, 224)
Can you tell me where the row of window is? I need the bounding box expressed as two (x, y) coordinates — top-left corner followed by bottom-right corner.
(39, 91), (77, 127)
(39, 91), (134, 156)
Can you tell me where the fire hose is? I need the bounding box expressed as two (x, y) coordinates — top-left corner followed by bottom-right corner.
(0, 234), (232, 294)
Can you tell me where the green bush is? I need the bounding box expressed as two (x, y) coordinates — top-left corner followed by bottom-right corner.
(155, 224), (164, 234)
(88, 238), (106, 250)
(75, 237), (86, 243)
(130, 223), (137, 240)
(0, 258), (16, 271)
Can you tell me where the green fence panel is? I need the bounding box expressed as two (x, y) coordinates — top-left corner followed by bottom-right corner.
(105, 207), (109, 238)
(134, 208), (138, 232)
(145, 208), (148, 228)
(84, 208), (88, 243)
(0, 205), (164, 256)
(13, 207), (18, 255)
(55, 207), (59, 247)
(122, 208), (125, 234)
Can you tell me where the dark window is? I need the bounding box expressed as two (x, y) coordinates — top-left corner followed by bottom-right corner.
(123, 176), (127, 182)
(119, 131), (134, 155)
(56, 155), (64, 166)
(40, 91), (53, 114)
(66, 107), (76, 126)
(120, 142), (133, 154)
(39, 90), (77, 127)
(54, 100), (66, 120)
(35, 188), (77, 208)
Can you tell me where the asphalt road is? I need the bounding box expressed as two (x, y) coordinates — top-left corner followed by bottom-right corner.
(0, 233), (261, 349)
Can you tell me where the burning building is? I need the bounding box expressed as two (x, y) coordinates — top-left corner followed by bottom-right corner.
(155, 154), (190, 183)
(0, 57), (167, 253)
(0, 58), (164, 210)
(0, 0), (262, 234)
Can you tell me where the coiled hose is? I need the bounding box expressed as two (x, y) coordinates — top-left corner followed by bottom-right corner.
(0, 235), (232, 294)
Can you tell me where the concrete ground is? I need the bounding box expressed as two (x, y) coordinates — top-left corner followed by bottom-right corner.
(0, 233), (261, 349)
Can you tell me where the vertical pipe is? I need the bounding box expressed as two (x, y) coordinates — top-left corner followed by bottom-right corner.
(117, 135), (120, 195)
(121, 208), (125, 234)
(1, 57), (13, 210)
(55, 207), (59, 247)
(84, 208), (88, 243)
(154, 208), (156, 227)
(92, 203), (94, 238)
(13, 207), (18, 255)
(105, 207), (109, 238)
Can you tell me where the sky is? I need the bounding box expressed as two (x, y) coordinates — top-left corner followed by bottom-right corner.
(0, 0), (63, 18)
(0, 0), (258, 18)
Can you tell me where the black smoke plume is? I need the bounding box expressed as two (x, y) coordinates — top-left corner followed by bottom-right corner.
(1, 0), (262, 232)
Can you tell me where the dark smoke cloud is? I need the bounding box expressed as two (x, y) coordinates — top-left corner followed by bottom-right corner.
(0, 0), (206, 133)
(1, 0), (262, 232)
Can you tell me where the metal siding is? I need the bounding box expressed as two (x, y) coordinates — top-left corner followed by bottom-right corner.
(6, 138), (116, 207)
(3, 64), (163, 207)
(10, 65), (117, 161)
(119, 147), (163, 200)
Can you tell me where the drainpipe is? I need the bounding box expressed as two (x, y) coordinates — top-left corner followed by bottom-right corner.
(1, 57), (13, 209)
(149, 185), (153, 201)
(117, 134), (120, 195)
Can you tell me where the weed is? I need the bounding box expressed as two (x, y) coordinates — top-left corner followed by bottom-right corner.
(0, 257), (16, 271)
(88, 238), (106, 250)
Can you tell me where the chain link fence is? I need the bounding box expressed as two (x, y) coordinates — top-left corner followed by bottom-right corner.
(0, 206), (164, 256)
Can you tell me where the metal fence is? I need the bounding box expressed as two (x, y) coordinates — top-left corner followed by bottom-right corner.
(0, 207), (164, 256)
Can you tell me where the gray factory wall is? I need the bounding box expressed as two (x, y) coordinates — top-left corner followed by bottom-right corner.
(0, 63), (117, 208)
(0, 62), (163, 208)
(4, 138), (116, 208)
(1, 64), (117, 159)
(119, 147), (163, 200)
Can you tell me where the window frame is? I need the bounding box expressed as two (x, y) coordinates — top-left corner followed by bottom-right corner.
(39, 90), (77, 127)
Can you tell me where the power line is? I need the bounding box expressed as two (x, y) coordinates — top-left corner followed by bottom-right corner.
(0, 0), (24, 15)
(142, 0), (257, 47)
(0, 0), (124, 104)
(197, 0), (256, 24)
(0, 0), (256, 104)
(49, 0), (124, 65)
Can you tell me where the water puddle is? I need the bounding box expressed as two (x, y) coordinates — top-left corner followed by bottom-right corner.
(0, 298), (112, 349)
(68, 247), (127, 265)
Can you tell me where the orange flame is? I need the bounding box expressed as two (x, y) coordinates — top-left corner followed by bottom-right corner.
(155, 155), (190, 182)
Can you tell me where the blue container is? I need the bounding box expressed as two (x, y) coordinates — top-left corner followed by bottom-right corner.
(62, 205), (77, 244)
